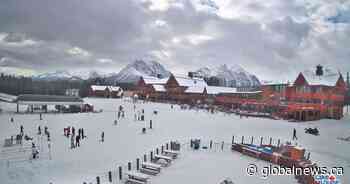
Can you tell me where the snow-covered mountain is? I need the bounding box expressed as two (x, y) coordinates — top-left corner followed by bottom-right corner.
(33, 70), (83, 81)
(196, 64), (261, 87)
(108, 60), (171, 84)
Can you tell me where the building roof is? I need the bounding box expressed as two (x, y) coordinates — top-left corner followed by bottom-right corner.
(143, 77), (169, 85)
(303, 72), (340, 86)
(206, 86), (237, 95)
(185, 86), (205, 94)
(16, 94), (84, 105)
(174, 76), (208, 87)
(152, 84), (166, 92)
(91, 85), (108, 91)
(108, 86), (121, 92)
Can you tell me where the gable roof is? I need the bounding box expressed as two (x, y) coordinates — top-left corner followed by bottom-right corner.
(143, 77), (169, 85)
(108, 86), (121, 92)
(152, 84), (166, 92)
(173, 76), (208, 87)
(294, 73), (308, 86)
(302, 72), (341, 86)
(206, 86), (237, 95)
(91, 85), (108, 91)
(185, 86), (205, 94)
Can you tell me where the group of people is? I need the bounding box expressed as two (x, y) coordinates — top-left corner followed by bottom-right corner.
(38, 125), (51, 141)
(63, 126), (86, 149)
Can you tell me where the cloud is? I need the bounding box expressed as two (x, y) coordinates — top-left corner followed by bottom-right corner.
(0, 0), (349, 80)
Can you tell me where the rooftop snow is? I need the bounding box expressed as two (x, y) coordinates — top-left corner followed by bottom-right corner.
(152, 84), (166, 92)
(91, 85), (108, 91)
(144, 77), (169, 85)
(303, 72), (340, 86)
(185, 86), (205, 94)
(174, 76), (208, 87)
(206, 86), (237, 95)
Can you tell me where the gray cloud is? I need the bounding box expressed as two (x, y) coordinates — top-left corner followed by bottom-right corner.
(0, 0), (349, 80)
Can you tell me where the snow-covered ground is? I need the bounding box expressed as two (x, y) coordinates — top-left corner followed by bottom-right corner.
(0, 98), (349, 184)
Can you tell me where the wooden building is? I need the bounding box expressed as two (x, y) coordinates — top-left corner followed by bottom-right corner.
(283, 70), (347, 121)
(89, 85), (123, 98)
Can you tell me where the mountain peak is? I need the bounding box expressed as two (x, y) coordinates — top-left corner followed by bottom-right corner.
(108, 59), (171, 84)
(196, 64), (260, 87)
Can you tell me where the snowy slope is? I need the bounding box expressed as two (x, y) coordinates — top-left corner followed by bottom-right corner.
(0, 99), (349, 184)
(196, 64), (261, 87)
(108, 60), (171, 84)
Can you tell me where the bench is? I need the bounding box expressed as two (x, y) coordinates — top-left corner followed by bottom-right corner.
(163, 150), (179, 159)
(125, 178), (146, 184)
(140, 167), (159, 175)
(142, 162), (161, 172)
(125, 171), (150, 184)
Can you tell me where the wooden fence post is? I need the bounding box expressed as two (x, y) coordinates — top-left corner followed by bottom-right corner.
(108, 171), (112, 182)
(161, 145), (164, 153)
(251, 136), (254, 145)
(144, 154), (147, 162)
(277, 139), (280, 147)
(260, 137), (263, 146)
(150, 151), (153, 161)
(210, 140), (213, 149)
(136, 158), (140, 170)
(166, 143), (169, 150)
(128, 162), (131, 171)
(156, 148), (159, 155)
(232, 136), (235, 144)
(241, 136), (244, 144)
(269, 137), (272, 145)
(118, 166), (122, 180)
(96, 176), (100, 184)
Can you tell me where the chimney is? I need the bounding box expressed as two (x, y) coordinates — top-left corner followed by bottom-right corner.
(316, 65), (323, 76)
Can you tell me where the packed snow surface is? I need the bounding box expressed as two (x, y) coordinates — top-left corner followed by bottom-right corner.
(0, 98), (349, 184)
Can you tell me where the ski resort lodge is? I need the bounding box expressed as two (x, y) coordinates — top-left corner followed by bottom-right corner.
(89, 85), (123, 98)
(136, 65), (348, 121)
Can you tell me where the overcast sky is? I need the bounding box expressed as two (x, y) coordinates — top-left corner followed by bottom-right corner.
(0, 0), (349, 80)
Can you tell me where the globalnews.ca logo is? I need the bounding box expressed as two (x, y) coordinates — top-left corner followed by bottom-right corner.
(315, 174), (340, 184)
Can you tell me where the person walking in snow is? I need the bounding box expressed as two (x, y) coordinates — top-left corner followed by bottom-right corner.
(72, 127), (75, 136)
(38, 126), (41, 135)
(101, 132), (104, 142)
(20, 125), (24, 135)
(293, 128), (298, 140)
(70, 135), (75, 149)
(75, 135), (80, 147)
(81, 128), (85, 139)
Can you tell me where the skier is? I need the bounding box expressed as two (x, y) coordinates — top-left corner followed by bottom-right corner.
(67, 126), (71, 137)
(81, 128), (85, 139)
(31, 143), (39, 159)
(47, 131), (50, 141)
(101, 132), (104, 142)
(20, 125), (24, 136)
(75, 135), (80, 147)
(293, 128), (298, 140)
(38, 126), (41, 135)
(70, 134), (75, 149)
(44, 126), (48, 136)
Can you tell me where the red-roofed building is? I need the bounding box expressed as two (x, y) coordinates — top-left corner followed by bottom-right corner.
(282, 66), (347, 120)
